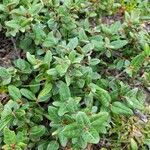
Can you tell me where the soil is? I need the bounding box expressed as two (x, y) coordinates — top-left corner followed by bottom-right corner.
(0, 31), (20, 68)
(101, 14), (123, 25)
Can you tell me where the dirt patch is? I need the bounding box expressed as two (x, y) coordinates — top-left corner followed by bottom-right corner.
(101, 14), (123, 25)
(0, 31), (20, 67)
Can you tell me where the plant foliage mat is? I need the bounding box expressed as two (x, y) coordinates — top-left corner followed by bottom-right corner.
(0, 0), (150, 150)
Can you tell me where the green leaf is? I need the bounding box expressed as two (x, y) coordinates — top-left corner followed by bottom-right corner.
(0, 67), (11, 85)
(44, 50), (52, 68)
(90, 84), (111, 107)
(67, 37), (78, 50)
(1, 100), (19, 121)
(143, 43), (150, 56)
(72, 69), (83, 77)
(4, 127), (16, 145)
(29, 3), (43, 15)
(19, 36), (33, 52)
(91, 40), (104, 51)
(59, 82), (71, 101)
(109, 40), (128, 49)
(78, 28), (88, 42)
(38, 141), (49, 150)
(82, 128), (100, 144)
(90, 112), (109, 127)
(67, 98), (80, 112)
(96, 88), (111, 107)
(62, 123), (81, 138)
(126, 53), (145, 77)
(101, 24), (111, 34)
(20, 88), (36, 100)
(126, 97), (144, 110)
(76, 111), (91, 128)
(5, 20), (20, 36)
(64, 0), (72, 7)
(116, 59), (124, 70)
(46, 141), (59, 150)
(57, 103), (68, 116)
(0, 115), (13, 132)
(32, 24), (46, 45)
(68, 50), (77, 62)
(8, 85), (21, 101)
(58, 133), (68, 147)
(125, 88), (144, 110)
(0, 67), (10, 78)
(43, 32), (58, 47)
(90, 112), (109, 133)
(14, 59), (32, 74)
(55, 58), (71, 76)
(130, 138), (138, 150)
(89, 58), (100, 66)
(30, 125), (46, 138)
(130, 54), (145, 71)
(47, 68), (58, 76)
(65, 73), (71, 86)
(82, 43), (94, 54)
(26, 52), (37, 65)
(48, 106), (60, 122)
(0, 4), (6, 11)
(110, 21), (122, 34)
(16, 131), (26, 144)
(111, 102), (133, 116)
(29, 79), (40, 94)
(56, 63), (70, 76)
(77, 79), (85, 88)
(38, 82), (52, 102)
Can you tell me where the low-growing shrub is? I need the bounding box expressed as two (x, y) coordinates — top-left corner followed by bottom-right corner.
(0, 0), (150, 149)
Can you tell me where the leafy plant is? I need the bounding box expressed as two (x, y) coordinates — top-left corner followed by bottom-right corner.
(0, 0), (150, 150)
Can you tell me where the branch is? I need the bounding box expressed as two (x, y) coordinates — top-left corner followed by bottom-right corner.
(11, 37), (20, 58)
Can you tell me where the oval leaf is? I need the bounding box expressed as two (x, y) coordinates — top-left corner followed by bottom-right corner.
(8, 85), (21, 101)
(111, 102), (133, 116)
(20, 88), (36, 100)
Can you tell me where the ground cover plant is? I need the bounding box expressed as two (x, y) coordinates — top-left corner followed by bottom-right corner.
(0, 0), (150, 149)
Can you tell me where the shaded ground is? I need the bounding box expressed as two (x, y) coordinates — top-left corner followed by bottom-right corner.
(0, 32), (19, 67)
(101, 13), (123, 25)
